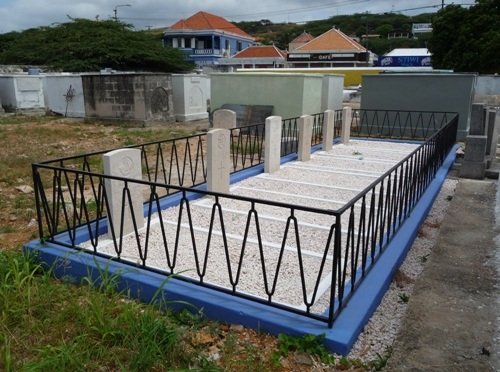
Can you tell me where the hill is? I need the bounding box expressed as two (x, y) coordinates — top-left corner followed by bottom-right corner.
(233, 12), (433, 55)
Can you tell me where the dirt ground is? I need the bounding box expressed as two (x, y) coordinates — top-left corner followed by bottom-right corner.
(387, 178), (500, 371)
(0, 117), (211, 250)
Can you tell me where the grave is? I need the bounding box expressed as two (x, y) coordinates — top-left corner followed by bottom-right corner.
(171, 74), (209, 122)
(264, 116), (282, 174)
(321, 74), (344, 112)
(0, 74), (45, 112)
(360, 73), (477, 141)
(210, 104), (273, 129)
(212, 109), (237, 129)
(42, 74), (85, 118)
(207, 128), (230, 193)
(103, 148), (144, 236)
(297, 115), (313, 162)
(211, 73), (324, 119)
(82, 73), (175, 127)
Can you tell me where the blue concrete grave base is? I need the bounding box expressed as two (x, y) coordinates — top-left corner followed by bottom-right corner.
(23, 144), (459, 355)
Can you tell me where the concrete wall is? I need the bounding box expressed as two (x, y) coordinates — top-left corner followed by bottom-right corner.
(172, 74), (209, 122)
(474, 75), (500, 106)
(211, 73), (324, 119)
(321, 74), (344, 111)
(82, 73), (175, 127)
(361, 73), (477, 141)
(0, 75), (45, 111)
(42, 75), (85, 118)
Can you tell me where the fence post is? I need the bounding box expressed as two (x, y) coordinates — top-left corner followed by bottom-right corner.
(103, 148), (144, 237)
(213, 109), (237, 129)
(323, 110), (335, 152)
(265, 116), (282, 174)
(207, 128), (230, 193)
(298, 115), (313, 162)
(341, 106), (352, 144)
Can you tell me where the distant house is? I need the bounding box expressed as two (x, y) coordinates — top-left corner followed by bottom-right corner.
(376, 48), (432, 67)
(219, 45), (287, 69)
(162, 11), (254, 68)
(287, 27), (373, 68)
(288, 31), (314, 51)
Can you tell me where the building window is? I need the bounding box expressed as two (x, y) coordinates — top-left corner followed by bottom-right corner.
(237, 41), (243, 52)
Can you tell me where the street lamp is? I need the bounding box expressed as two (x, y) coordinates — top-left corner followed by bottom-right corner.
(113, 4), (131, 22)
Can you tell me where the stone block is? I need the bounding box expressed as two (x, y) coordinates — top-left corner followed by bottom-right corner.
(469, 103), (485, 135)
(264, 116), (282, 174)
(103, 148), (144, 236)
(298, 115), (313, 162)
(213, 109), (237, 129)
(486, 110), (500, 158)
(207, 128), (230, 193)
(322, 110), (335, 151)
(459, 160), (486, 179)
(463, 135), (487, 162)
(341, 106), (352, 144)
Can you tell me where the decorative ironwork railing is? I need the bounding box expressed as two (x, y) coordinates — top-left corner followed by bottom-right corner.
(31, 110), (458, 327)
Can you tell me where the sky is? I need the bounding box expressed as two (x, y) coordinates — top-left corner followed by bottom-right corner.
(0, 0), (473, 34)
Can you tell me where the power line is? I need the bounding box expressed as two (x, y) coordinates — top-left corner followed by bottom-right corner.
(222, 0), (369, 20)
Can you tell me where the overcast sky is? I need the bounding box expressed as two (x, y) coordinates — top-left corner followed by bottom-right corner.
(0, 0), (472, 34)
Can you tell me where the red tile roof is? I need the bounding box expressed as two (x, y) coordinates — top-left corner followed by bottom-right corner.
(290, 31), (314, 44)
(232, 45), (287, 59)
(296, 27), (366, 52)
(169, 11), (252, 39)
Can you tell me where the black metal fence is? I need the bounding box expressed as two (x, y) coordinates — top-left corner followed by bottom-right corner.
(31, 110), (458, 327)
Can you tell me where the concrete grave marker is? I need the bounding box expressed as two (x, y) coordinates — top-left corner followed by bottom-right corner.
(213, 109), (237, 129)
(207, 129), (230, 193)
(322, 110), (335, 151)
(103, 148), (144, 236)
(265, 116), (282, 174)
(298, 115), (313, 162)
(341, 106), (352, 144)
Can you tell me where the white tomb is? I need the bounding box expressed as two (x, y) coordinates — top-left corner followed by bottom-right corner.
(42, 74), (85, 118)
(172, 74), (209, 122)
(0, 75), (45, 111)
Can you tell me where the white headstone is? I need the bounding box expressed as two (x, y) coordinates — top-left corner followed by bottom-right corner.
(103, 148), (144, 237)
(213, 109), (237, 129)
(341, 106), (352, 144)
(298, 115), (313, 162)
(322, 110), (335, 151)
(265, 116), (282, 174)
(207, 129), (230, 193)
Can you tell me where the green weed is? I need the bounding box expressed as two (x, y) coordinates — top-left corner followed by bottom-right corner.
(273, 333), (335, 365)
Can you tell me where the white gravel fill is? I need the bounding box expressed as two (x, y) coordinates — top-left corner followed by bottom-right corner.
(80, 139), (453, 355)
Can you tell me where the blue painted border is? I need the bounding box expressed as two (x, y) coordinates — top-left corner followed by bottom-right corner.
(23, 144), (458, 355)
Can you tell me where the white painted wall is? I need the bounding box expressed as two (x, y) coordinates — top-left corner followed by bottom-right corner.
(42, 75), (85, 117)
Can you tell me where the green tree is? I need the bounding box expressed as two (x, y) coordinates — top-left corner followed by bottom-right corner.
(375, 24), (394, 37)
(0, 18), (193, 73)
(429, 0), (500, 73)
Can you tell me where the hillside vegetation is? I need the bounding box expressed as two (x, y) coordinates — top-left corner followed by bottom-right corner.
(234, 12), (434, 55)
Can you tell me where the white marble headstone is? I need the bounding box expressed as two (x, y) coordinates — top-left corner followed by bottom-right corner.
(103, 148), (144, 237)
(207, 129), (230, 193)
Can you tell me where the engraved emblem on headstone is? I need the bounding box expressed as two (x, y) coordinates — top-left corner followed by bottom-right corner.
(217, 133), (226, 149)
(119, 156), (135, 177)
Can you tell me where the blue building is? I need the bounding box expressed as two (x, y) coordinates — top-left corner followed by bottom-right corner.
(163, 11), (254, 68)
